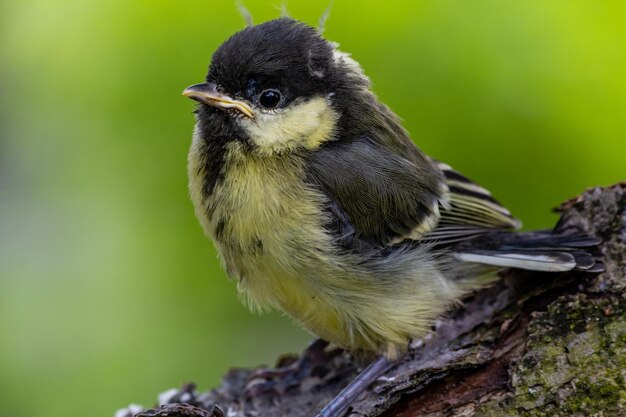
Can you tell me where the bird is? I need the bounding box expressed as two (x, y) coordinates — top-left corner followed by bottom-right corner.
(182, 17), (601, 417)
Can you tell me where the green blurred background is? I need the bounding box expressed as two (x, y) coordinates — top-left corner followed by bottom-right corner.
(1, 1), (625, 416)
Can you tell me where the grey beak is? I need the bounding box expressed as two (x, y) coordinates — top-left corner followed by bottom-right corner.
(182, 82), (255, 118)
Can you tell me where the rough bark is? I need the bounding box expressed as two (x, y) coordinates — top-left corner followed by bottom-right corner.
(122, 183), (626, 417)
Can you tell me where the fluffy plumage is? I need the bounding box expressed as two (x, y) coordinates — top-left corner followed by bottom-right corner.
(184, 17), (600, 359)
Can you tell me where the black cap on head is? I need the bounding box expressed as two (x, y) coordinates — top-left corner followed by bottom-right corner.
(207, 18), (336, 106)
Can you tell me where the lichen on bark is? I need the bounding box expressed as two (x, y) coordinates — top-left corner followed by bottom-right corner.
(478, 293), (626, 416)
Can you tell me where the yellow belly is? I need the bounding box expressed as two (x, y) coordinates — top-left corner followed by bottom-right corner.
(188, 139), (466, 358)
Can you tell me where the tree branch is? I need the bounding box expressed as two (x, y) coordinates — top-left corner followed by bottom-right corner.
(121, 183), (626, 417)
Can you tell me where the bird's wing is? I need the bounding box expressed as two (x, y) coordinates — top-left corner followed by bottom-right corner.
(421, 160), (521, 245)
(422, 162), (602, 273)
(306, 135), (447, 247)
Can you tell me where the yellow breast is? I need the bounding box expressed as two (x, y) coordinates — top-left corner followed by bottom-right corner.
(189, 137), (333, 308)
(188, 135), (466, 359)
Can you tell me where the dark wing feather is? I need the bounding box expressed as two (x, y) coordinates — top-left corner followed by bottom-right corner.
(307, 135), (447, 246)
(422, 160), (522, 245)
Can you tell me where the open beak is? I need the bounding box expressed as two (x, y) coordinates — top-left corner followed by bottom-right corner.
(182, 82), (255, 118)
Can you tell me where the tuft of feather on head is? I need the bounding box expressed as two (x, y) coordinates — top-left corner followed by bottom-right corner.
(318, 2), (333, 34)
(236, 1), (254, 27)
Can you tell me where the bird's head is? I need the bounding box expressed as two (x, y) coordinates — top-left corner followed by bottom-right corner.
(183, 17), (371, 155)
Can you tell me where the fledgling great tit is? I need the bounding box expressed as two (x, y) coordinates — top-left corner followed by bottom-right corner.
(183, 17), (600, 417)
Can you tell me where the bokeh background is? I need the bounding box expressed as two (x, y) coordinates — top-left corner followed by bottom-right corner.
(1, 1), (625, 416)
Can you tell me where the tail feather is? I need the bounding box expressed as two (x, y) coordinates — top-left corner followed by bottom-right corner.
(452, 231), (603, 272)
(454, 250), (576, 272)
(497, 234), (601, 250)
(569, 251), (597, 270)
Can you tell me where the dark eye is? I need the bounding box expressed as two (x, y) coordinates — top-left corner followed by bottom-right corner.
(259, 89), (281, 108)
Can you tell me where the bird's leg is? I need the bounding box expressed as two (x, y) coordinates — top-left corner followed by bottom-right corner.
(317, 355), (393, 417)
(245, 339), (342, 397)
